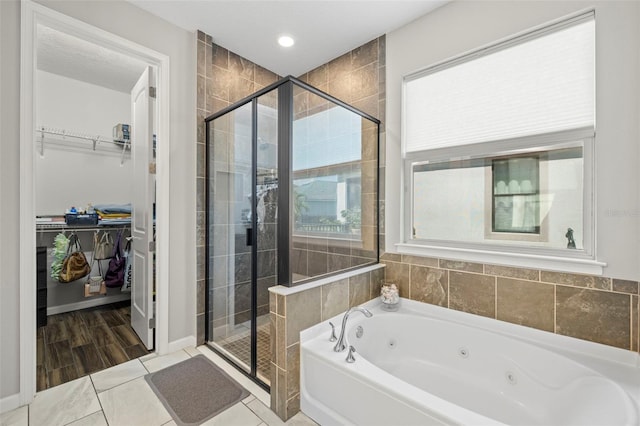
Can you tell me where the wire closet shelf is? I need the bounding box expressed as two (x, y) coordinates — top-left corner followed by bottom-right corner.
(35, 126), (131, 165)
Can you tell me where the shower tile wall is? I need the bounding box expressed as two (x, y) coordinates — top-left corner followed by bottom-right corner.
(196, 30), (280, 343)
(381, 253), (640, 353)
(294, 36), (385, 280)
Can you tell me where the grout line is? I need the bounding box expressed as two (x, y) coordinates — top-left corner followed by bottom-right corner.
(88, 375), (107, 423)
(553, 285), (557, 334)
(629, 294), (637, 351)
(494, 276), (498, 319)
(445, 269), (451, 309)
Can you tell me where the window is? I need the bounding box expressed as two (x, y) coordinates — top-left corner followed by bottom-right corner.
(409, 137), (588, 252)
(492, 155), (540, 234)
(402, 12), (595, 259)
(293, 167), (361, 237)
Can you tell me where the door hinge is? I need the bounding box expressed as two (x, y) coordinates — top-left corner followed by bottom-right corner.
(149, 240), (156, 252)
(149, 161), (156, 174)
(149, 318), (156, 329)
(149, 86), (157, 99)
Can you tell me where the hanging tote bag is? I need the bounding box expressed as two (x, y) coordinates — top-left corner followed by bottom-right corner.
(58, 233), (91, 283)
(94, 231), (114, 260)
(84, 253), (107, 297)
(104, 231), (126, 288)
(121, 237), (133, 292)
(50, 232), (69, 280)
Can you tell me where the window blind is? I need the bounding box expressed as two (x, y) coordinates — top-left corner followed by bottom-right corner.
(404, 14), (595, 154)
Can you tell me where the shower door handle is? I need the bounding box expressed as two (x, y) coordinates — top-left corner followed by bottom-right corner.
(246, 228), (253, 246)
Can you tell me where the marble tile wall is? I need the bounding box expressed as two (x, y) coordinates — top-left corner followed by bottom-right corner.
(293, 36), (385, 280)
(198, 33), (385, 342)
(196, 33), (388, 420)
(269, 266), (385, 421)
(196, 30), (281, 344)
(380, 253), (640, 353)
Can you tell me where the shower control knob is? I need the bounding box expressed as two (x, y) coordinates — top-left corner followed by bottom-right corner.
(329, 322), (337, 342)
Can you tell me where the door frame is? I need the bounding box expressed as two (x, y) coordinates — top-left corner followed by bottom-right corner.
(19, 0), (171, 405)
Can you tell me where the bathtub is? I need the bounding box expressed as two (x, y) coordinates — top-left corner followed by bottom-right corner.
(300, 298), (640, 426)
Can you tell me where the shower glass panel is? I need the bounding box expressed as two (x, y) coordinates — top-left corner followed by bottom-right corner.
(206, 77), (379, 389)
(208, 102), (254, 376)
(291, 86), (378, 283)
(255, 89), (278, 383)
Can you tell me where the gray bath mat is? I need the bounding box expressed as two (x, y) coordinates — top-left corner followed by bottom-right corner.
(145, 354), (249, 426)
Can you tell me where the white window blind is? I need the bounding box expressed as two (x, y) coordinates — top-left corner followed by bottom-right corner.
(404, 14), (595, 154)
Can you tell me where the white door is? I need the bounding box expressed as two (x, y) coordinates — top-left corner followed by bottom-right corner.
(130, 66), (155, 349)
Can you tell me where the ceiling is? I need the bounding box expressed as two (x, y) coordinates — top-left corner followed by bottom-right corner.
(37, 24), (148, 93)
(36, 1), (448, 92)
(129, 0), (448, 77)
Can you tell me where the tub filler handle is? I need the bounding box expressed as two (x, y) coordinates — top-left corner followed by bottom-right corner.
(328, 322), (337, 342)
(334, 306), (373, 352)
(346, 345), (357, 363)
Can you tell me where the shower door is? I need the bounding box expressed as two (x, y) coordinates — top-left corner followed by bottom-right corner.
(207, 90), (278, 387)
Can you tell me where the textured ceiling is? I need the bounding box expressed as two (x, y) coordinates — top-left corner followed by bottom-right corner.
(37, 24), (148, 93)
(129, 0), (448, 77)
(36, 1), (447, 92)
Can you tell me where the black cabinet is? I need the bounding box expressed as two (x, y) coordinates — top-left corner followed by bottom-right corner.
(36, 246), (47, 327)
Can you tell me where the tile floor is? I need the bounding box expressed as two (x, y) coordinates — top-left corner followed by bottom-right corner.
(37, 303), (150, 391)
(218, 322), (271, 383)
(1, 346), (318, 426)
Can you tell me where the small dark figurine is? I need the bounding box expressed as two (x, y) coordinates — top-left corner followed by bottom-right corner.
(565, 228), (576, 249)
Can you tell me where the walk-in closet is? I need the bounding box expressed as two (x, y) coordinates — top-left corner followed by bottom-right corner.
(34, 22), (157, 390)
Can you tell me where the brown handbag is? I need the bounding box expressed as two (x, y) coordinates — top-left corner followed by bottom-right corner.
(58, 233), (91, 283)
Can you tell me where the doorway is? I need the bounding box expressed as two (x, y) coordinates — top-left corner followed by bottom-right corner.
(21, 1), (169, 399)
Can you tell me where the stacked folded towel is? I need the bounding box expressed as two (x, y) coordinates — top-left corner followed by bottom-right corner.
(93, 203), (132, 222)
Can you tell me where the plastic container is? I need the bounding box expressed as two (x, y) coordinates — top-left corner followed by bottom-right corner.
(65, 213), (99, 226)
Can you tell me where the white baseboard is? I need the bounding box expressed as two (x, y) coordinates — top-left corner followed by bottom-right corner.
(0, 392), (21, 415)
(165, 336), (196, 355)
(47, 293), (131, 315)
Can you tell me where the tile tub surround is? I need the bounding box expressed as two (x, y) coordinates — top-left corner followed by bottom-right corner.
(268, 264), (385, 421)
(380, 253), (640, 353)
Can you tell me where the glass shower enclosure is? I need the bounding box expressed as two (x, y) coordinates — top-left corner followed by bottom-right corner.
(205, 76), (379, 387)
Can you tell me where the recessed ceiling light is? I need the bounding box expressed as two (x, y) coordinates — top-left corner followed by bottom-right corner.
(278, 35), (295, 48)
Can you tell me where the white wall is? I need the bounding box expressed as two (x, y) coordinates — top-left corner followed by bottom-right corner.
(0, 0), (196, 408)
(36, 70), (133, 215)
(386, 0), (640, 280)
(0, 0), (22, 405)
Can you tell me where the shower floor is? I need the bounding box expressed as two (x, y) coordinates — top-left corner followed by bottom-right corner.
(214, 315), (271, 385)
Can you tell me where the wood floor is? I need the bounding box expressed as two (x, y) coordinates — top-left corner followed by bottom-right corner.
(36, 302), (151, 391)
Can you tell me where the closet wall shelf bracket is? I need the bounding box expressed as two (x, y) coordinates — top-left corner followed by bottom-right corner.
(120, 138), (131, 166)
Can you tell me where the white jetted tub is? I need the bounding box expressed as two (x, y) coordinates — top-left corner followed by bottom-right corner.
(300, 298), (640, 426)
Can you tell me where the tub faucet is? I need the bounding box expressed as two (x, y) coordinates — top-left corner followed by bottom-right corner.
(333, 306), (373, 352)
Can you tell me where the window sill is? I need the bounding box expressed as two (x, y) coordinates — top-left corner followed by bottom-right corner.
(395, 243), (606, 276)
